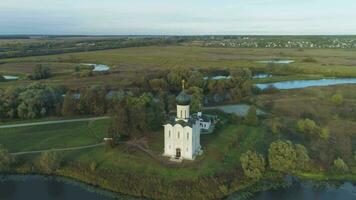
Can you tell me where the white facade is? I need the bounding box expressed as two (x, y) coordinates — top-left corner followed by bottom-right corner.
(163, 122), (201, 160)
(163, 90), (202, 161)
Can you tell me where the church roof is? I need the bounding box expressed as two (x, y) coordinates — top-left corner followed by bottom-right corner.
(176, 90), (191, 105)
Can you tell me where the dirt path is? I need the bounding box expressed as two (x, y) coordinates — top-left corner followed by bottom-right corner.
(0, 116), (110, 129)
(11, 143), (105, 156)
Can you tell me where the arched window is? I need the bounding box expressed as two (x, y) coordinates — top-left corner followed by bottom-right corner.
(187, 132), (189, 140)
(184, 110), (187, 118)
(169, 130), (171, 138)
(180, 110), (183, 118)
(178, 132), (180, 139)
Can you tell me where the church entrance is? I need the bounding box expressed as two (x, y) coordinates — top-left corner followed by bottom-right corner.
(175, 148), (181, 159)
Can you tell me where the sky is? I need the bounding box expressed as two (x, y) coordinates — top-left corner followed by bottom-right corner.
(0, 0), (356, 35)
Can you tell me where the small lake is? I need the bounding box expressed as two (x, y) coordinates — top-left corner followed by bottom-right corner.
(3, 75), (19, 80)
(82, 64), (110, 72)
(206, 104), (265, 116)
(252, 73), (272, 79)
(257, 60), (294, 64)
(0, 175), (138, 200)
(255, 78), (356, 90)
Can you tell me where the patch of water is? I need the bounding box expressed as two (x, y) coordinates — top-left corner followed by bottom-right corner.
(3, 75), (19, 80)
(203, 75), (231, 80)
(257, 60), (294, 64)
(255, 78), (356, 90)
(82, 64), (110, 72)
(253, 73), (273, 79)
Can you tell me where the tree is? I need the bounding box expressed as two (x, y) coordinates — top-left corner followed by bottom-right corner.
(320, 128), (330, 141)
(295, 144), (310, 170)
(38, 151), (60, 173)
(0, 91), (5, 119)
(0, 145), (13, 170)
(62, 91), (77, 116)
(108, 98), (130, 141)
(331, 93), (343, 105)
(332, 158), (349, 173)
(297, 119), (329, 140)
(244, 106), (259, 126)
(186, 86), (204, 113)
(17, 83), (60, 119)
(240, 151), (266, 179)
(297, 119), (317, 134)
(268, 140), (297, 172)
(149, 78), (167, 92)
(29, 65), (52, 80)
(187, 71), (205, 88)
(167, 67), (191, 91)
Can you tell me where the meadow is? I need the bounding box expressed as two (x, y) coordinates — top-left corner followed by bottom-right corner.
(1, 46), (356, 89)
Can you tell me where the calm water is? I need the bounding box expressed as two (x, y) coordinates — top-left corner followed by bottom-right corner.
(3, 75), (19, 80)
(203, 75), (231, 80)
(255, 78), (356, 90)
(250, 181), (356, 200)
(252, 73), (272, 79)
(1, 175), (356, 200)
(257, 60), (294, 64)
(82, 63), (110, 72)
(0, 175), (135, 200)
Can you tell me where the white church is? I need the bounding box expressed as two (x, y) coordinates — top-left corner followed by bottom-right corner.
(163, 81), (215, 161)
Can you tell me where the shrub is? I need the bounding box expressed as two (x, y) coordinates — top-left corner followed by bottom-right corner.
(0, 145), (13, 170)
(29, 65), (52, 80)
(38, 151), (60, 173)
(295, 144), (310, 170)
(244, 106), (259, 126)
(332, 158), (349, 173)
(297, 118), (317, 134)
(268, 140), (297, 172)
(240, 151), (266, 179)
(331, 93), (343, 105)
(89, 161), (98, 171)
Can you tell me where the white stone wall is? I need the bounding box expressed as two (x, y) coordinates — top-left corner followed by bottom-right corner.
(176, 105), (190, 120)
(163, 123), (201, 160)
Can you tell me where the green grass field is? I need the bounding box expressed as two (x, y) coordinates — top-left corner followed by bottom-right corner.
(0, 119), (108, 152)
(0, 115), (268, 180)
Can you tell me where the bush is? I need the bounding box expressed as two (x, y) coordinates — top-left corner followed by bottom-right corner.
(297, 119), (329, 140)
(295, 144), (310, 170)
(331, 93), (343, 105)
(89, 161), (98, 171)
(332, 158), (349, 173)
(297, 118), (317, 134)
(29, 65), (52, 80)
(268, 140), (297, 172)
(38, 151), (60, 173)
(240, 151), (266, 179)
(0, 145), (13, 170)
(244, 106), (259, 126)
